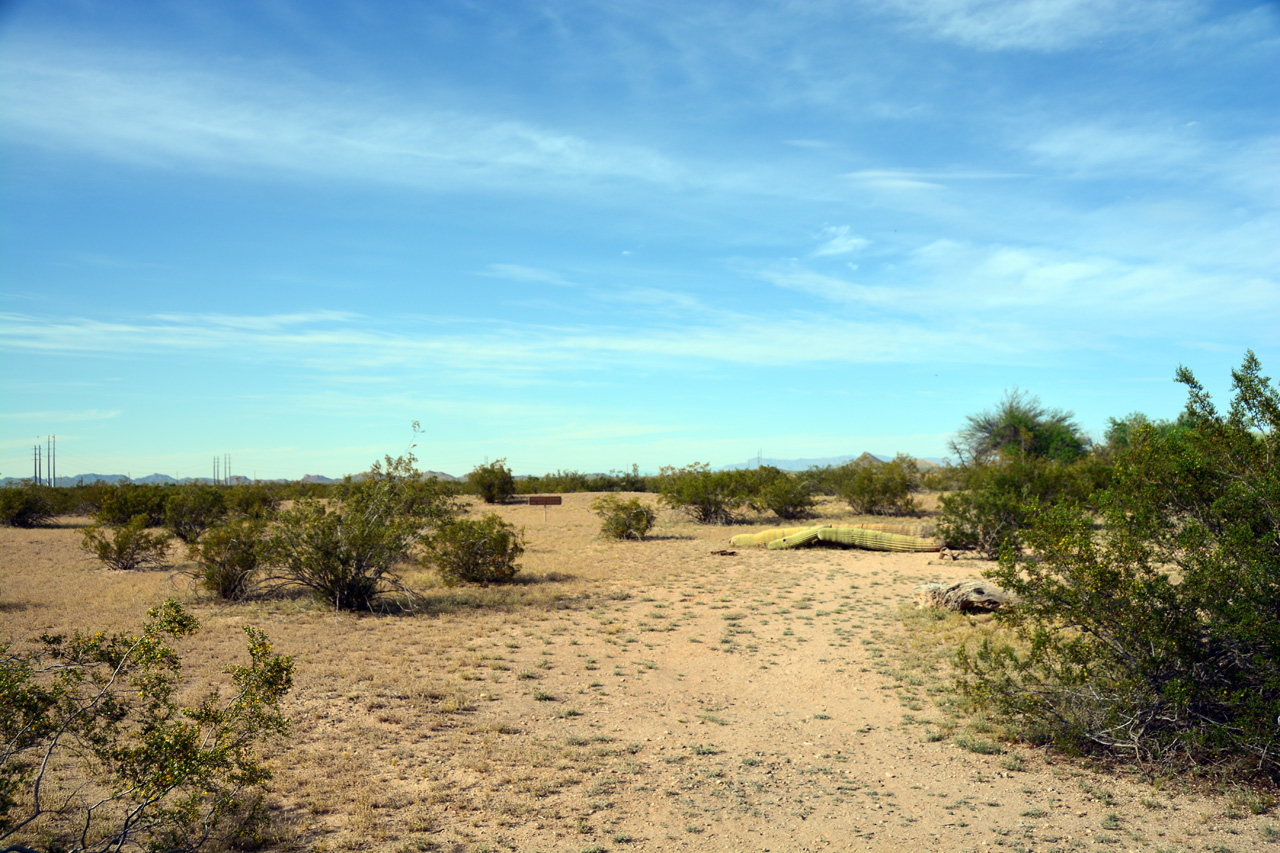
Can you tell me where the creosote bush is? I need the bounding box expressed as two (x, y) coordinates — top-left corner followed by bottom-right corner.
(267, 452), (455, 611)
(191, 517), (268, 601)
(94, 483), (168, 527)
(746, 466), (816, 520)
(81, 515), (174, 571)
(0, 600), (293, 852)
(839, 454), (922, 516)
(592, 495), (656, 540)
(163, 483), (229, 544)
(0, 485), (55, 528)
(429, 514), (524, 585)
(468, 458), (516, 504)
(656, 463), (748, 525)
(959, 352), (1280, 780)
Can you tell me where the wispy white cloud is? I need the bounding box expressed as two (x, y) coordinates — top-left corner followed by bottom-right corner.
(481, 265), (578, 287)
(1021, 120), (1206, 178)
(0, 41), (685, 192)
(0, 409), (120, 422)
(812, 225), (870, 257)
(879, 0), (1202, 52)
(754, 267), (897, 306)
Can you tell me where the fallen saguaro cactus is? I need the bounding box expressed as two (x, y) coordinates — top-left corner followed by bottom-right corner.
(914, 580), (1015, 612)
(729, 527), (815, 547)
(730, 525), (940, 552)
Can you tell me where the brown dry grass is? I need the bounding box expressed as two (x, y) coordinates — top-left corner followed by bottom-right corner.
(3, 494), (1277, 852)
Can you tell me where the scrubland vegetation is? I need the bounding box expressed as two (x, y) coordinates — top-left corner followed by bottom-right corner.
(1, 352), (1276, 851)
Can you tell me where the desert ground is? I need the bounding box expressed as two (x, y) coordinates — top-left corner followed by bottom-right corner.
(2, 493), (1276, 852)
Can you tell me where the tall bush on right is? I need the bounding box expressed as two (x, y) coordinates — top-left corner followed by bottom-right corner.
(939, 392), (1095, 557)
(959, 352), (1280, 778)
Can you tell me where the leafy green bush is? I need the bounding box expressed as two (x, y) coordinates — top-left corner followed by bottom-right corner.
(81, 515), (174, 571)
(191, 517), (268, 600)
(163, 483), (229, 544)
(225, 483), (280, 520)
(951, 389), (1089, 464)
(1, 600), (292, 851)
(959, 352), (1280, 779)
(267, 454), (453, 611)
(94, 483), (168, 526)
(839, 454), (922, 516)
(592, 495), (657, 540)
(468, 458), (516, 504)
(656, 463), (749, 525)
(936, 455), (1097, 558)
(429, 514), (524, 585)
(745, 466), (816, 520)
(0, 485), (54, 528)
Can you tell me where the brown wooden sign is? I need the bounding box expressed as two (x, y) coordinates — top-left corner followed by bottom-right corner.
(528, 496), (562, 506)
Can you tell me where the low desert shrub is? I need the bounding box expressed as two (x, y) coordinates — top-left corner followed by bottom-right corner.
(958, 352), (1280, 780)
(81, 515), (173, 571)
(268, 453), (452, 611)
(592, 495), (657, 540)
(0, 600), (293, 852)
(936, 454), (1095, 558)
(747, 466), (816, 520)
(0, 485), (54, 528)
(468, 458), (516, 504)
(94, 483), (168, 526)
(839, 454), (922, 516)
(192, 517), (268, 600)
(164, 483), (229, 544)
(225, 483), (280, 520)
(429, 514), (524, 585)
(657, 463), (748, 524)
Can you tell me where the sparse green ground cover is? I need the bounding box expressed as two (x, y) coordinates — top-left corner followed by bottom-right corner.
(2, 494), (1275, 851)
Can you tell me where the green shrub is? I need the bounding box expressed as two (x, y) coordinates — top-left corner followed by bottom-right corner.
(937, 454), (1097, 558)
(839, 454), (922, 516)
(267, 453), (453, 611)
(959, 352), (1280, 780)
(81, 515), (174, 571)
(920, 464), (965, 492)
(0, 485), (54, 528)
(95, 483), (168, 526)
(468, 458), (516, 504)
(429, 514), (524, 585)
(951, 389), (1090, 464)
(163, 483), (229, 544)
(746, 466), (816, 520)
(592, 495), (657, 540)
(0, 600), (292, 851)
(225, 483), (280, 520)
(657, 463), (748, 525)
(191, 517), (267, 600)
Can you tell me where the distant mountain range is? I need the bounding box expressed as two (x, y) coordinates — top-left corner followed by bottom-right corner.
(720, 453), (946, 471)
(1, 454), (947, 489)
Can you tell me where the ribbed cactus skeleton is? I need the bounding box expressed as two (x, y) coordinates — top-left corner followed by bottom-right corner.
(730, 524), (940, 552)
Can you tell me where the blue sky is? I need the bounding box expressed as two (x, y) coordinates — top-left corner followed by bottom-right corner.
(2, 0), (1277, 481)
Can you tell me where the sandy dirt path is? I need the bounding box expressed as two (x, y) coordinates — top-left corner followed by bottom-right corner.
(2, 497), (1276, 852)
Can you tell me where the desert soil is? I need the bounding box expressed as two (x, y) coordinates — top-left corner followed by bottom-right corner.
(2, 493), (1276, 852)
